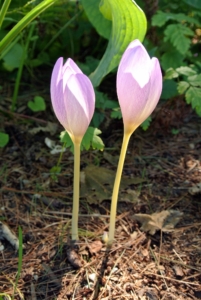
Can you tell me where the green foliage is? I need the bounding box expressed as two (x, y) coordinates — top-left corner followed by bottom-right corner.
(141, 116), (152, 131)
(182, 0), (201, 9)
(0, 0), (58, 54)
(60, 127), (105, 153)
(150, 0), (201, 120)
(161, 80), (178, 99)
(2, 42), (24, 71)
(81, 0), (112, 39)
(28, 96), (46, 112)
(164, 24), (194, 55)
(111, 108), (122, 119)
(152, 8), (201, 71)
(0, 132), (9, 147)
(50, 165), (61, 181)
(164, 66), (201, 116)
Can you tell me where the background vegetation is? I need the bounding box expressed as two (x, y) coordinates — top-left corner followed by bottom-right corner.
(0, 0), (201, 146)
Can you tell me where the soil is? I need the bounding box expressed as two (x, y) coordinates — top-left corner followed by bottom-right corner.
(0, 81), (201, 300)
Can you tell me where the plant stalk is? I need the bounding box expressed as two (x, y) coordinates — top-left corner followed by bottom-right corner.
(71, 141), (81, 241)
(108, 132), (131, 244)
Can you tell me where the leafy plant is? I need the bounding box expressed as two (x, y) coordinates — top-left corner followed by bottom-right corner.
(164, 66), (201, 116)
(60, 127), (104, 153)
(28, 96), (46, 112)
(0, 132), (9, 147)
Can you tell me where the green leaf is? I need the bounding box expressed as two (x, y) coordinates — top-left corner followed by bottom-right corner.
(28, 96), (46, 112)
(185, 86), (201, 116)
(164, 24), (194, 55)
(161, 80), (178, 99)
(164, 68), (179, 80)
(111, 107), (122, 119)
(89, 0), (147, 87)
(95, 90), (117, 109)
(152, 11), (173, 27)
(60, 127), (105, 152)
(2, 43), (24, 71)
(0, 132), (9, 147)
(60, 131), (73, 152)
(188, 74), (201, 87)
(152, 11), (200, 27)
(161, 50), (184, 71)
(141, 116), (152, 131)
(82, 127), (104, 150)
(176, 66), (197, 77)
(171, 128), (180, 135)
(81, 0), (112, 39)
(182, 0), (201, 9)
(177, 81), (190, 94)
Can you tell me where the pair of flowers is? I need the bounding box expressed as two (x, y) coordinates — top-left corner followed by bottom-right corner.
(50, 39), (162, 243)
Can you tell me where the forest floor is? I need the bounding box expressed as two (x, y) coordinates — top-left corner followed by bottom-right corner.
(0, 82), (201, 300)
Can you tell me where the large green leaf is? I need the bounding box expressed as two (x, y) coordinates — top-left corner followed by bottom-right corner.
(88, 0), (147, 87)
(81, 0), (112, 39)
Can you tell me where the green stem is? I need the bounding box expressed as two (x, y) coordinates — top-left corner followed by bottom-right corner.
(108, 132), (131, 244)
(0, 0), (12, 28)
(71, 141), (81, 241)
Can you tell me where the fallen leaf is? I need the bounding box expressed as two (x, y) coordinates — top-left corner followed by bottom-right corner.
(80, 165), (145, 204)
(29, 122), (58, 136)
(133, 210), (183, 235)
(88, 240), (103, 255)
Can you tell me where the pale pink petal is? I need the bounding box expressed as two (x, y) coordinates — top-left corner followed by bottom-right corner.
(62, 58), (83, 88)
(63, 73), (95, 138)
(117, 39), (162, 133)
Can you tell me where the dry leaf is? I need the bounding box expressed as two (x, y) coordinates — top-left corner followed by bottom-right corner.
(29, 122), (58, 136)
(133, 210), (183, 235)
(88, 240), (103, 255)
(80, 165), (145, 204)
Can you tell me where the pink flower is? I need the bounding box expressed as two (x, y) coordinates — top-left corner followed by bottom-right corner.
(50, 58), (95, 143)
(117, 39), (162, 134)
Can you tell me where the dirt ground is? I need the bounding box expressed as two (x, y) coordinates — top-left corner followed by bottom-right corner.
(0, 87), (201, 300)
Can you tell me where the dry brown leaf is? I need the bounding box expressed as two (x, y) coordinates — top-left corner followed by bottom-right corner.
(80, 164), (145, 204)
(29, 122), (58, 136)
(133, 210), (183, 235)
(88, 240), (103, 255)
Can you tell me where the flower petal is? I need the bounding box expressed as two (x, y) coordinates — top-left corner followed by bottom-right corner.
(117, 39), (162, 134)
(63, 73), (95, 139)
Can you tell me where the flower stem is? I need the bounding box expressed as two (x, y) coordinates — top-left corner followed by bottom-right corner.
(71, 141), (81, 241)
(108, 132), (131, 244)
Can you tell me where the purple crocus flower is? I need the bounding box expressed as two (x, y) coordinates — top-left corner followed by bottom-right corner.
(117, 39), (162, 134)
(50, 58), (95, 143)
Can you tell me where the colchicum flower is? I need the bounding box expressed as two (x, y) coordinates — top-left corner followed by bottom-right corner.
(108, 39), (162, 244)
(50, 58), (95, 240)
(50, 58), (95, 144)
